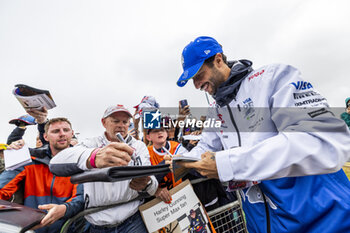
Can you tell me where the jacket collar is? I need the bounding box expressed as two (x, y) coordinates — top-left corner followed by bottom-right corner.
(30, 144), (52, 165)
(213, 59), (253, 107)
(154, 141), (170, 154)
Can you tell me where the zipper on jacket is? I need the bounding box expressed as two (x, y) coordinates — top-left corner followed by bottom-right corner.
(226, 104), (241, 146)
(50, 175), (55, 203)
(260, 185), (271, 233)
(227, 104), (271, 233)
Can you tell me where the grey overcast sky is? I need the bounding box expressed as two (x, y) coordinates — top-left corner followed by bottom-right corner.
(1, 0), (349, 147)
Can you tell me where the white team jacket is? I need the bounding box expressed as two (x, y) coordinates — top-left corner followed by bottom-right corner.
(50, 134), (158, 226)
(185, 63), (350, 182)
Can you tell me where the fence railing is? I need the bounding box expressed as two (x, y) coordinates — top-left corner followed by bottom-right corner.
(60, 183), (248, 233)
(208, 197), (247, 233)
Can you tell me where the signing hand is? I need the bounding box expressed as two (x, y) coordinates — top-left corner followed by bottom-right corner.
(129, 176), (150, 191)
(90, 142), (133, 168)
(178, 151), (219, 179)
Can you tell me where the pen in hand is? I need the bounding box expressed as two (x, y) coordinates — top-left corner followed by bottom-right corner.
(116, 133), (126, 143)
(116, 133), (136, 163)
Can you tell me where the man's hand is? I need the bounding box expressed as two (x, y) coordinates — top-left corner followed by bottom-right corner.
(155, 187), (172, 204)
(128, 128), (138, 139)
(26, 107), (48, 124)
(133, 109), (140, 128)
(164, 154), (176, 172)
(178, 102), (190, 121)
(178, 151), (219, 179)
(7, 139), (25, 150)
(34, 204), (66, 228)
(91, 142), (133, 168)
(129, 176), (150, 191)
(188, 130), (201, 146)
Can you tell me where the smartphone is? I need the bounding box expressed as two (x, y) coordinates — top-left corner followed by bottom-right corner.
(180, 99), (188, 108)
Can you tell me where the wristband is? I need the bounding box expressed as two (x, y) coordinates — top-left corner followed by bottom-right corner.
(90, 148), (100, 168)
(142, 179), (153, 192)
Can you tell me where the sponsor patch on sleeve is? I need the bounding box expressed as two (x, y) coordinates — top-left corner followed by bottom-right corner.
(292, 89), (328, 107)
(307, 108), (333, 118)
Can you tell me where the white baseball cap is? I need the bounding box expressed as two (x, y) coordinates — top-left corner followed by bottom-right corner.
(102, 105), (132, 119)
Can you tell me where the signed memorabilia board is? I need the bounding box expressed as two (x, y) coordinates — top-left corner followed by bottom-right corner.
(139, 179), (216, 233)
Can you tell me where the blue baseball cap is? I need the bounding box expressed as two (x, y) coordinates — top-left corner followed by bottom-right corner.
(177, 36), (223, 87)
(9, 114), (37, 126)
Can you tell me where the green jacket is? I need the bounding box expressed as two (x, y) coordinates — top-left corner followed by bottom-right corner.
(341, 112), (350, 128)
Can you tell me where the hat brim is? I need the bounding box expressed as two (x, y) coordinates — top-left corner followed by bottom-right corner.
(9, 118), (36, 125)
(147, 127), (166, 134)
(346, 98), (350, 106)
(177, 61), (204, 87)
(103, 109), (132, 119)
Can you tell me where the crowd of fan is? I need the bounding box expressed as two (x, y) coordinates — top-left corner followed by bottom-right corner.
(0, 95), (240, 233)
(1, 95), (349, 233)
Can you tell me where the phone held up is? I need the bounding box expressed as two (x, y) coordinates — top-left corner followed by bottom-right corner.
(180, 99), (188, 108)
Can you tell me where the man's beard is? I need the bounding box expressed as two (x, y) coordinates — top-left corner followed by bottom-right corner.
(209, 66), (226, 96)
(52, 141), (70, 151)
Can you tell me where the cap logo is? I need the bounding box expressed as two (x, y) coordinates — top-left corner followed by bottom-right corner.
(181, 55), (185, 68)
(204, 50), (211, 55)
(183, 70), (188, 79)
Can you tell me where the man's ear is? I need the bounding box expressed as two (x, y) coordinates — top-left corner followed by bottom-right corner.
(43, 133), (48, 142)
(101, 118), (106, 128)
(214, 53), (223, 67)
(146, 134), (151, 142)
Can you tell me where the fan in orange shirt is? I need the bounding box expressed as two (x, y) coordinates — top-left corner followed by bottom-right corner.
(146, 125), (188, 204)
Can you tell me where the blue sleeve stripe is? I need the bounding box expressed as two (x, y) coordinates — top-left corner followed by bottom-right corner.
(174, 144), (181, 155)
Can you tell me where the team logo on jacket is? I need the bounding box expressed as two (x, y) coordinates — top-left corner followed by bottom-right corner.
(243, 98), (255, 120)
(143, 110), (161, 129)
(217, 113), (225, 124)
(248, 70), (265, 81)
(290, 81), (313, 90)
(241, 185), (277, 210)
(131, 155), (142, 166)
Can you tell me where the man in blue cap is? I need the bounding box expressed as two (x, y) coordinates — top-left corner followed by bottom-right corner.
(7, 108), (49, 146)
(7, 114), (37, 145)
(173, 36), (350, 233)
